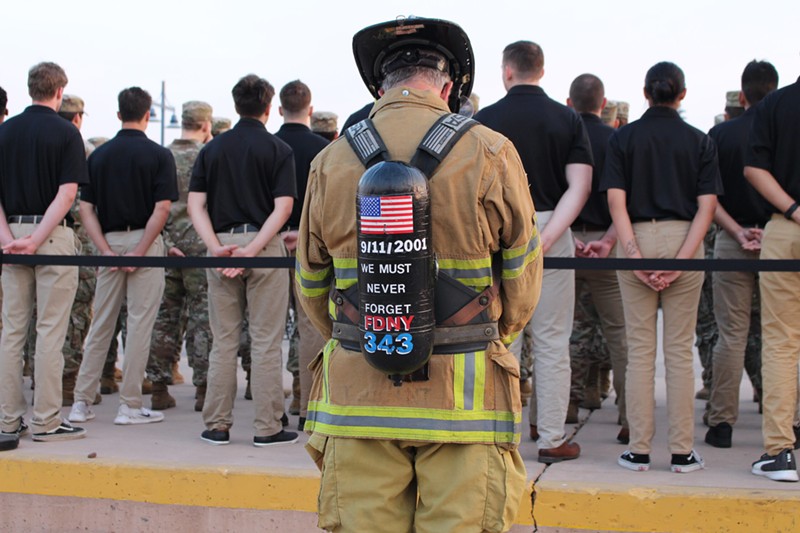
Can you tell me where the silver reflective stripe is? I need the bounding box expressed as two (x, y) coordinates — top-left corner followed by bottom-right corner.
(463, 354), (476, 410)
(334, 266), (357, 281)
(438, 266), (492, 281)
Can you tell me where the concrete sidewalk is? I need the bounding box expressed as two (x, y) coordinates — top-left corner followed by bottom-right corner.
(1, 342), (798, 532)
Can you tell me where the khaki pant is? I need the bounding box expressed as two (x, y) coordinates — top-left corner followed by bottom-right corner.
(0, 224), (78, 433)
(708, 229), (760, 426)
(293, 280), (325, 419)
(759, 215), (800, 455)
(203, 233), (288, 437)
(306, 434), (526, 533)
(617, 220), (704, 455)
(511, 210), (574, 449)
(572, 228), (628, 427)
(75, 231), (165, 408)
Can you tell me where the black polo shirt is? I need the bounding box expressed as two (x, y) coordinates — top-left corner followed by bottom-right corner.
(475, 85), (594, 211)
(189, 117), (297, 232)
(575, 113), (614, 228)
(82, 129), (178, 232)
(745, 77), (800, 209)
(708, 107), (771, 226)
(0, 105), (89, 220)
(275, 123), (329, 229)
(599, 106), (723, 221)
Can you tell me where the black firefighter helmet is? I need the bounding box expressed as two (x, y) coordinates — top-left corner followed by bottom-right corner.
(352, 16), (474, 114)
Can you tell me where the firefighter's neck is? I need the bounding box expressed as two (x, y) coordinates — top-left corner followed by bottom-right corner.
(379, 79), (453, 103)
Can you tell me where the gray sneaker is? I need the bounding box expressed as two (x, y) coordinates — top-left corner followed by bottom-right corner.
(752, 449), (799, 482)
(114, 405), (165, 425)
(68, 401), (95, 423)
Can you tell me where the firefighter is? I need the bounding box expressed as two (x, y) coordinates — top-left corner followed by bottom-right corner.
(296, 16), (543, 532)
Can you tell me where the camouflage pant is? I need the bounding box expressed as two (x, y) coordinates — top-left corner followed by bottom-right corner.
(570, 279), (611, 402)
(696, 227), (761, 390)
(146, 267), (212, 386)
(285, 269), (299, 376)
(518, 321), (534, 382)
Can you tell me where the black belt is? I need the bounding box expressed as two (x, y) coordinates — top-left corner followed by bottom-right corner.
(571, 223), (608, 233)
(224, 224), (260, 234)
(7, 215), (72, 228)
(106, 225), (144, 232)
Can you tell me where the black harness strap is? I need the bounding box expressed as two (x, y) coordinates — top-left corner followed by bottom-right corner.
(344, 119), (390, 169)
(410, 113), (477, 178)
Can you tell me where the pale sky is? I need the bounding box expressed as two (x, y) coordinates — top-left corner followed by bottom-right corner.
(2, 0), (798, 144)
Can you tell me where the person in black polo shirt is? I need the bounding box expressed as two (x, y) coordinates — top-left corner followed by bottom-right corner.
(475, 41), (593, 463)
(601, 61), (722, 474)
(189, 74), (298, 447)
(70, 87), (177, 426)
(566, 73), (628, 445)
(744, 69), (800, 483)
(0, 62), (88, 442)
(275, 80), (328, 429)
(704, 61), (778, 449)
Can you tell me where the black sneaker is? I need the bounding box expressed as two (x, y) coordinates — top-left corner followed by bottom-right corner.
(201, 428), (230, 445)
(1, 418), (29, 437)
(705, 422), (732, 448)
(253, 430), (298, 447)
(297, 417), (306, 432)
(671, 449), (705, 473)
(752, 449), (799, 482)
(281, 413), (289, 427)
(31, 420), (86, 442)
(793, 425), (800, 450)
(618, 450), (650, 472)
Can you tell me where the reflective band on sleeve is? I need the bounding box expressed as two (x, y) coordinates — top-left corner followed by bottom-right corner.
(333, 257), (358, 290)
(502, 229), (541, 280)
(296, 259), (332, 298)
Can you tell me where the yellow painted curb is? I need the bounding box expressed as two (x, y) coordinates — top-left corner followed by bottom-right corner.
(530, 480), (800, 532)
(2, 456), (799, 531)
(0, 456), (320, 512)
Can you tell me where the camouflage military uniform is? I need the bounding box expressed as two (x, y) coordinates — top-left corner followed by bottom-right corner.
(695, 225), (718, 390)
(146, 139), (211, 386)
(569, 279), (611, 403)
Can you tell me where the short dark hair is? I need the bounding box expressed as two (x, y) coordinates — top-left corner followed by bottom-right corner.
(741, 60), (778, 107)
(279, 80), (311, 114)
(569, 74), (605, 113)
(232, 74), (275, 118)
(644, 61), (685, 105)
(58, 111), (80, 122)
(502, 41), (544, 78)
(28, 62), (68, 101)
(118, 87), (152, 122)
(0, 86), (7, 112)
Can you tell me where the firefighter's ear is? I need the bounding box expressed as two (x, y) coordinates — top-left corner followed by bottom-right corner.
(440, 81), (453, 103)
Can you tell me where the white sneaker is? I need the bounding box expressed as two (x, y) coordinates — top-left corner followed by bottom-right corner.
(114, 405), (165, 425)
(68, 401), (95, 423)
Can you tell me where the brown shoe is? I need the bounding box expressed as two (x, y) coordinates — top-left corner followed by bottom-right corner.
(566, 401), (580, 424)
(62, 374), (76, 407)
(142, 379), (153, 395)
(114, 366), (123, 382)
(694, 387), (710, 400)
(599, 368), (612, 400)
(538, 441), (581, 464)
(100, 376), (118, 395)
(194, 385), (207, 412)
(617, 427), (630, 444)
(530, 424), (539, 441)
(171, 361), (185, 386)
(151, 382), (176, 410)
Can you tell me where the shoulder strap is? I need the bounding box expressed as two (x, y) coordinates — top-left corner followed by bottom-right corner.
(410, 113), (478, 179)
(344, 119), (389, 169)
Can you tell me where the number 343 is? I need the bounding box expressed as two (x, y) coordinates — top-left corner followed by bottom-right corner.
(363, 332), (414, 355)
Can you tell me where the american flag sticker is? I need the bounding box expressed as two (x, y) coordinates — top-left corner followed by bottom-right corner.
(360, 195), (414, 234)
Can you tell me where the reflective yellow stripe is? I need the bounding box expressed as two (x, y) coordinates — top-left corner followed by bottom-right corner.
(296, 261), (332, 298)
(454, 353), (465, 410)
(502, 331), (520, 346)
(305, 421), (517, 444)
(502, 228), (541, 280)
(473, 353), (485, 411)
(321, 339), (338, 402)
(437, 257), (493, 290)
(333, 257), (357, 290)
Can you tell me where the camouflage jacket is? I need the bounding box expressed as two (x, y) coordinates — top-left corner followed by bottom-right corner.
(164, 139), (206, 256)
